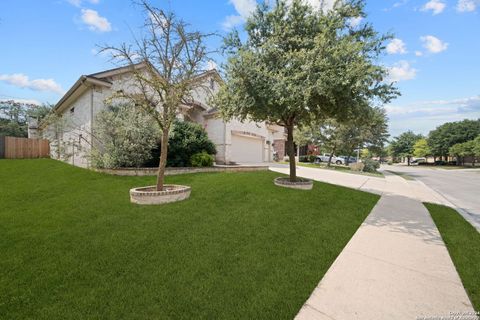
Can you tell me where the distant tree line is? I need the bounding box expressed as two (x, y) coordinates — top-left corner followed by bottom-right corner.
(389, 119), (480, 166)
(0, 100), (52, 137)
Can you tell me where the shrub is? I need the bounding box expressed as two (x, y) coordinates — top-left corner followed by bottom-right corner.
(90, 104), (159, 168)
(387, 160), (393, 165)
(362, 158), (380, 172)
(307, 154), (316, 163)
(145, 120), (216, 167)
(349, 162), (365, 172)
(298, 155), (316, 163)
(190, 152), (214, 167)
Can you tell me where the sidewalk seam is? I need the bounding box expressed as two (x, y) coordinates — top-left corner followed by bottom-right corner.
(302, 304), (337, 320)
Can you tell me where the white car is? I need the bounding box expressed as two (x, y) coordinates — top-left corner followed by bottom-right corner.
(315, 153), (345, 165)
(410, 158), (426, 165)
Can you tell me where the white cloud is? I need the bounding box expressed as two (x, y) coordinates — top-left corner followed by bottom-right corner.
(420, 35), (448, 53)
(222, 15), (245, 30)
(385, 96), (480, 116)
(230, 0), (257, 18)
(386, 38), (407, 54)
(222, 0), (256, 30)
(387, 61), (417, 82)
(421, 0), (446, 14)
(0, 73), (64, 95)
(67, 0), (99, 7)
(456, 0), (479, 12)
(81, 9), (111, 32)
(348, 17), (363, 28)
(415, 50), (423, 56)
(387, 95), (480, 136)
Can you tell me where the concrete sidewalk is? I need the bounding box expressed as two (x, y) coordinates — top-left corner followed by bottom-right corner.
(295, 195), (475, 320)
(268, 164), (450, 205)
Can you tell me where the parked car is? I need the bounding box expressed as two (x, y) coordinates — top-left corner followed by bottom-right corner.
(339, 156), (357, 164)
(410, 158), (426, 165)
(315, 153), (345, 165)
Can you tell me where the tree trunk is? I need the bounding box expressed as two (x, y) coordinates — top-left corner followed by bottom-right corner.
(156, 127), (169, 191)
(286, 124), (297, 182)
(327, 145), (336, 167)
(407, 156), (411, 166)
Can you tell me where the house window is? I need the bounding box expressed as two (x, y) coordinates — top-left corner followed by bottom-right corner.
(210, 78), (215, 90)
(70, 107), (75, 114)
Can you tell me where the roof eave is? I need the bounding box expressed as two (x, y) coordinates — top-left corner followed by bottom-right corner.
(53, 76), (111, 113)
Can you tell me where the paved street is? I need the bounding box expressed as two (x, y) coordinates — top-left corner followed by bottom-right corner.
(383, 165), (480, 227)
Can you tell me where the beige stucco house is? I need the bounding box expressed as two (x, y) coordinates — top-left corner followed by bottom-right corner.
(35, 63), (286, 167)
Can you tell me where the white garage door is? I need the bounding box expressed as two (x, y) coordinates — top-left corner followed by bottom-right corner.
(231, 134), (264, 163)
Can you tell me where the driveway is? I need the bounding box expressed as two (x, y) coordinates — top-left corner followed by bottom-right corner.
(381, 165), (480, 227)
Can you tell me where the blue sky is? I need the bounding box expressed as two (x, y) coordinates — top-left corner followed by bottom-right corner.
(0, 0), (479, 137)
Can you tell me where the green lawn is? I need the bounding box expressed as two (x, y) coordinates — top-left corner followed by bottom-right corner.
(0, 159), (379, 319)
(425, 203), (480, 311)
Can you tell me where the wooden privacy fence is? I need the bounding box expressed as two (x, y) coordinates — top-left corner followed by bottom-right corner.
(0, 136), (50, 159)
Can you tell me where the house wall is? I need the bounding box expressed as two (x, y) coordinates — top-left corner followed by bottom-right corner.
(41, 69), (286, 167)
(41, 71), (143, 167)
(273, 139), (285, 159)
(225, 119), (284, 163)
(42, 84), (113, 168)
(204, 116), (226, 164)
(190, 76), (219, 108)
(55, 89), (93, 167)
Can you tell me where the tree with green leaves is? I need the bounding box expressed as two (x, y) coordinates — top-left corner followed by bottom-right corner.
(317, 119), (344, 166)
(0, 100), (52, 137)
(90, 104), (160, 169)
(293, 126), (315, 159)
(390, 131), (423, 165)
(335, 107), (389, 162)
(413, 138), (431, 158)
(101, 0), (212, 191)
(214, 0), (398, 182)
(450, 139), (477, 166)
(473, 136), (480, 158)
(428, 119), (480, 160)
